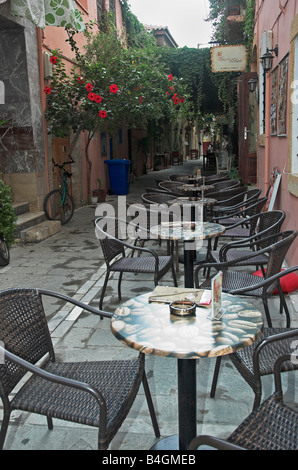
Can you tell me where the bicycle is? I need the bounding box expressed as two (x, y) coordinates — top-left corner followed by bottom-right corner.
(43, 157), (75, 225)
(0, 204), (10, 266)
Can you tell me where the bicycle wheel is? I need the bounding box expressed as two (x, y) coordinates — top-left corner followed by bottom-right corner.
(43, 189), (74, 225)
(0, 234), (10, 266)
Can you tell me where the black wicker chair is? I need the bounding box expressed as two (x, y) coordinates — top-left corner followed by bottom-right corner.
(189, 350), (298, 450)
(205, 179), (240, 194)
(208, 210), (286, 268)
(95, 217), (177, 309)
(195, 230), (298, 328)
(0, 288), (160, 450)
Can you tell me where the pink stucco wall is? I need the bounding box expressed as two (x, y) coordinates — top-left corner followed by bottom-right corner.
(255, 0), (298, 265)
(40, 0), (129, 200)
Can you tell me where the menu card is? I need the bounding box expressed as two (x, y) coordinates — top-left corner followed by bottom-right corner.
(211, 271), (223, 319)
(148, 286), (211, 307)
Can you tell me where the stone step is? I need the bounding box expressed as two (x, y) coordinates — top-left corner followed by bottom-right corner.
(13, 202), (30, 216)
(20, 220), (61, 243)
(15, 211), (46, 238)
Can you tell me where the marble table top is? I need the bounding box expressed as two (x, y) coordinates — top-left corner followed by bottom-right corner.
(149, 221), (225, 241)
(111, 293), (263, 359)
(169, 197), (217, 207)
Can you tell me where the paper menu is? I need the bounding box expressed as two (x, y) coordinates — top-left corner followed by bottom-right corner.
(211, 271), (223, 319)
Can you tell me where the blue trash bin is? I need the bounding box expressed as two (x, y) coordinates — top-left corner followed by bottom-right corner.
(104, 159), (131, 195)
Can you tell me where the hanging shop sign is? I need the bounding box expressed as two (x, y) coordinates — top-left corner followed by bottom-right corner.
(211, 45), (247, 72)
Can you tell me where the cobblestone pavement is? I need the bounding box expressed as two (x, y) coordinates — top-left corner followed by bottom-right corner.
(1, 159), (297, 451)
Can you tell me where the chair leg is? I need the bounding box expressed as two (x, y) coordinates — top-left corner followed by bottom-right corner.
(262, 294), (272, 327)
(0, 405), (11, 450)
(99, 271), (110, 310)
(277, 284), (291, 327)
(142, 373), (160, 438)
(118, 272), (123, 300)
(47, 414), (53, 430)
(210, 356), (222, 398)
(172, 263), (178, 287)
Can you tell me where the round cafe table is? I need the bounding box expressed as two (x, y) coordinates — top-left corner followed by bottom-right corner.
(150, 221), (225, 288)
(111, 292), (263, 450)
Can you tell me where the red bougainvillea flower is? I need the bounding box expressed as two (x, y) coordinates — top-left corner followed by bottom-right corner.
(95, 94), (103, 104)
(139, 96), (142, 103)
(99, 110), (107, 119)
(180, 97), (185, 103)
(134, 86), (138, 91)
(50, 56), (58, 64)
(77, 76), (85, 84)
(169, 86), (173, 91)
(172, 96), (180, 105)
(88, 92), (96, 101)
(44, 87), (52, 94)
(85, 83), (93, 92)
(109, 84), (119, 94)
(168, 74), (173, 81)
(166, 91), (170, 95)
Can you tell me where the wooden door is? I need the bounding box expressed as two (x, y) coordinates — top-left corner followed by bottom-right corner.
(51, 135), (72, 194)
(238, 72), (257, 184)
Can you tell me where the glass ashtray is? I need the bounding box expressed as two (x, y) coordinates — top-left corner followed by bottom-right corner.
(169, 300), (196, 317)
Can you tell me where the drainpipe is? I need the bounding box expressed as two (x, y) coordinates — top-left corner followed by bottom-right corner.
(264, 71), (270, 194)
(37, 27), (51, 197)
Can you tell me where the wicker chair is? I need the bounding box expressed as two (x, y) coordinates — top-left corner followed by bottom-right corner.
(208, 210), (286, 268)
(95, 217), (177, 309)
(141, 192), (177, 205)
(205, 179), (240, 194)
(0, 288), (160, 450)
(158, 181), (189, 196)
(212, 188), (262, 217)
(195, 230), (298, 328)
(189, 350), (298, 450)
(211, 266), (298, 409)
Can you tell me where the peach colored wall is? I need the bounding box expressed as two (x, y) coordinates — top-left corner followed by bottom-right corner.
(40, 0), (129, 200)
(255, 0), (298, 265)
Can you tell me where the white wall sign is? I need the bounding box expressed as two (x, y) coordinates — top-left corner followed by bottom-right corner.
(211, 45), (247, 73)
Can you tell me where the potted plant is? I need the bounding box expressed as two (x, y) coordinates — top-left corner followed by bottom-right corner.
(92, 178), (106, 203)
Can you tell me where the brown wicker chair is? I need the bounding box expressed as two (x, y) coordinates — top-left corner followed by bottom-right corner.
(208, 210), (286, 268)
(158, 181), (189, 196)
(0, 288), (160, 450)
(141, 192), (177, 205)
(211, 188), (262, 217)
(195, 230), (298, 328)
(96, 217), (177, 309)
(189, 349), (298, 450)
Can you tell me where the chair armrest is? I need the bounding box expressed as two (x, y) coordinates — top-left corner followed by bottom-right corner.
(252, 331), (298, 383)
(218, 230), (282, 261)
(38, 288), (112, 319)
(228, 265), (298, 295)
(95, 218), (160, 263)
(0, 345), (107, 425)
(188, 435), (245, 450)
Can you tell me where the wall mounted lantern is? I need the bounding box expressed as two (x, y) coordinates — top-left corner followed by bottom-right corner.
(261, 45), (279, 72)
(248, 76), (258, 93)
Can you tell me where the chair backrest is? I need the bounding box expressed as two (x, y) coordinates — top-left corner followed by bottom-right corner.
(168, 174), (189, 181)
(96, 218), (126, 265)
(256, 210), (285, 248)
(244, 196), (268, 219)
(0, 288), (54, 397)
(208, 186), (248, 202)
(158, 181), (186, 196)
(265, 231), (298, 291)
(141, 192), (177, 205)
(213, 180), (241, 191)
